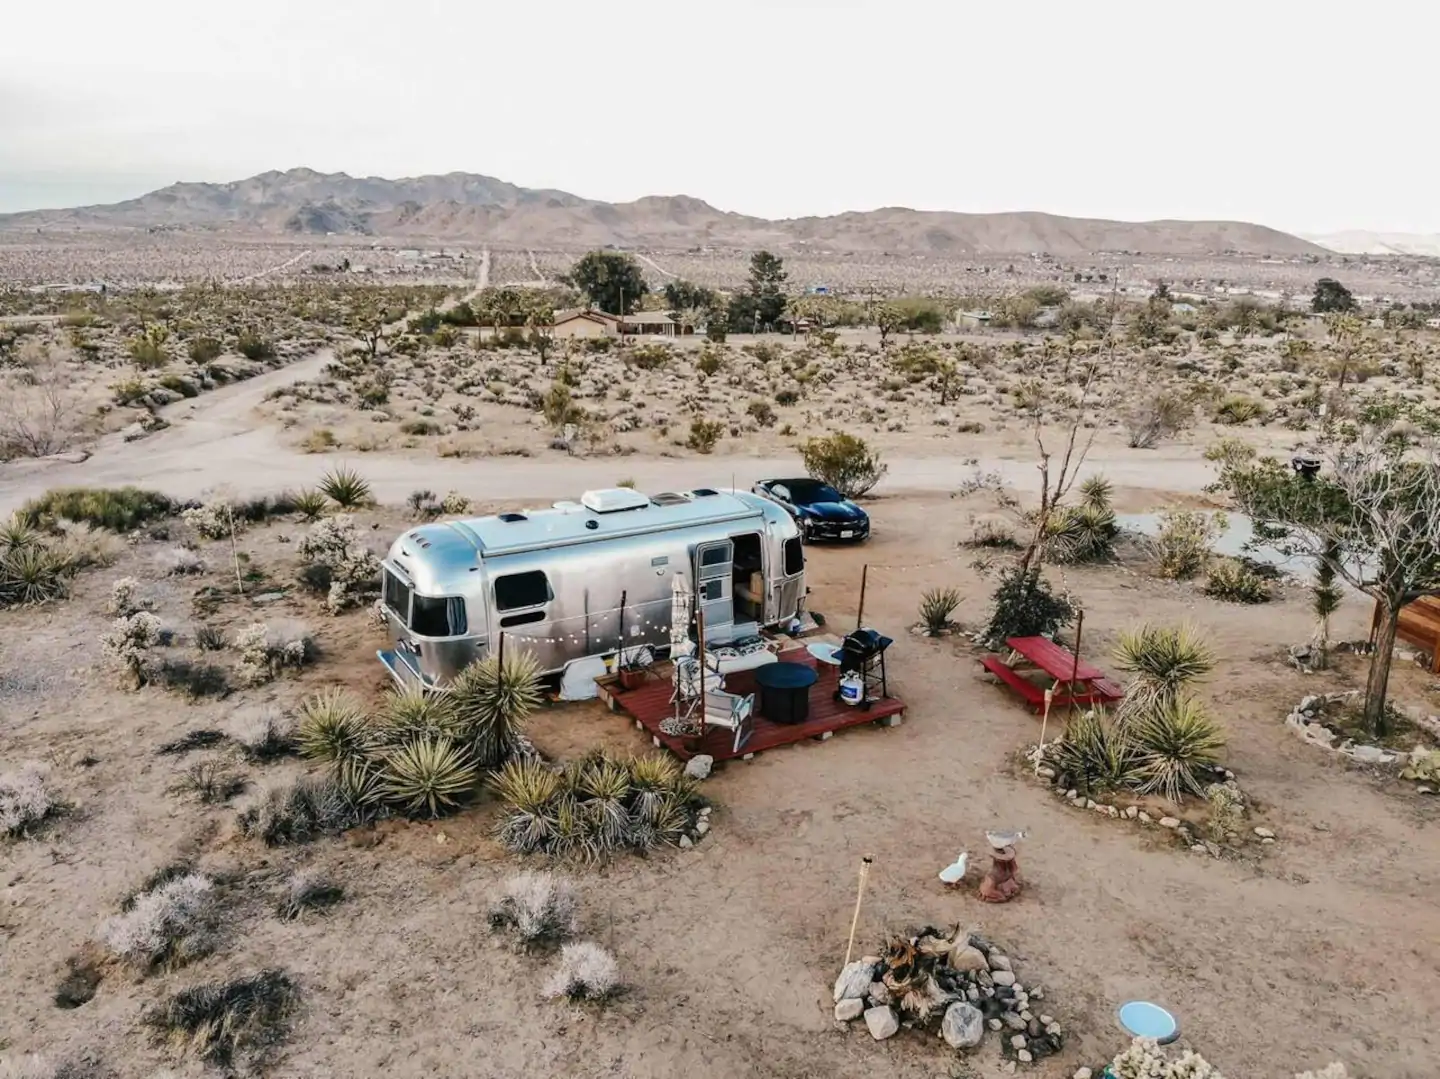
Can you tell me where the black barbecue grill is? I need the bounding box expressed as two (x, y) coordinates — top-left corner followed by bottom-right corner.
(834, 628), (893, 708)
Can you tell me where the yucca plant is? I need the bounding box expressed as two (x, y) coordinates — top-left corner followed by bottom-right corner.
(379, 737), (478, 818)
(1113, 623), (1215, 717)
(375, 685), (460, 747)
(1203, 559), (1273, 604)
(1045, 503), (1118, 564)
(549, 795), (599, 864)
(918, 586), (961, 634)
(647, 791), (693, 847)
(1049, 709), (1139, 793)
(330, 757), (385, 822)
(1132, 697), (1226, 803)
(1078, 474), (1114, 511)
(291, 488), (329, 522)
(0, 543), (72, 606)
(492, 757), (563, 853)
(626, 753), (684, 823)
(318, 465), (373, 509)
(575, 756), (632, 852)
(448, 651), (544, 769)
(0, 514), (42, 552)
(295, 689), (371, 764)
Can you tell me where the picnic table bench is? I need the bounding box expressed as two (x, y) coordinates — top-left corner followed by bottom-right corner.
(981, 635), (1124, 713)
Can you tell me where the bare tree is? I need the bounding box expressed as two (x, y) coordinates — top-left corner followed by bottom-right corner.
(1215, 402), (1440, 735)
(0, 342), (86, 459)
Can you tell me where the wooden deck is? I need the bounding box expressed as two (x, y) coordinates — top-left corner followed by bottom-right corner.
(598, 648), (905, 762)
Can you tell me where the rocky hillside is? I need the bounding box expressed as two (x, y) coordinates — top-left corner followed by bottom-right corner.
(0, 167), (1325, 256)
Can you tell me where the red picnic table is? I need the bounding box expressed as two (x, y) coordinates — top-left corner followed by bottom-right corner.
(980, 635), (1124, 713)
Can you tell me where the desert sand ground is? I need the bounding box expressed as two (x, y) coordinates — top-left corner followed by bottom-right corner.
(4, 261), (1439, 1079)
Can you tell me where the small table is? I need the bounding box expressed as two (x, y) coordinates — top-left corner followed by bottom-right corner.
(753, 661), (818, 725)
(980, 635), (1124, 713)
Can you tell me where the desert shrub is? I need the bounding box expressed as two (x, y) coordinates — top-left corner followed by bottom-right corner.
(1, 761), (58, 838)
(128, 332), (169, 370)
(18, 486), (173, 531)
(746, 400), (776, 427)
(401, 419), (442, 437)
(112, 376), (148, 405)
(157, 545), (206, 576)
(1211, 394), (1267, 425)
(236, 777), (352, 846)
(1149, 509), (1225, 580)
(169, 758), (245, 803)
(181, 499), (240, 541)
(980, 564), (1074, 648)
(48, 519), (123, 570)
(318, 465), (373, 508)
(685, 418), (724, 454)
(1110, 1038), (1227, 1079)
(106, 575), (151, 617)
(799, 432), (887, 498)
(291, 488), (329, 521)
(626, 343), (672, 371)
(918, 587), (961, 634)
(407, 489), (441, 518)
(235, 621), (314, 685)
(1044, 503), (1118, 564)
(487, 871), (579, 949)
(543, 942), (621, 1002)
(227, 707), (295, 761)
(188, 336), (223, 364)
(441, 490), (471, 515)
(1131, 698), (1226, 802)
(101, 611), (165, 687)
(1113, 623), (1215, 715)
(448, 651), (544, 770)
(774, 388), (800, 406)
(97, 872), (216, 970)
(157, 729), (226, 756)
(194, 624), (227, 651)
(1204, 782), (1246, 845)
(1203, 558), (1274, 604)
(492, 750), (696, 861)
(235, 331), (276, 361)
(1049, 709), (1138, 794)
(143, 969), (297, 1068)
(968, 517), (1018, 548)
(276, 869), (344, 920)
(296, 689), (372, 765)
(296, 514), (381, 613)
(379, 737), (479, 817)
(1125, 391), (1193, 448)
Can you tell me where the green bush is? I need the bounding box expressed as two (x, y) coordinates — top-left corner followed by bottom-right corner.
(798, 432), (887, 498)
(686, 418), (724, 454)
(1044, 503), (1118, 564)
(1212, 394), (1267, 425)
(980, 564), (1074, 648)
(1203, 559), (1274, 604)
(187, 337), (224, 364)
(1049, 709), (1138, 794)
(1150, 509), (1225, 580)
(19, 486), (174, 532)
(236, 331), (276, 362)
(918, 587), (961, 634)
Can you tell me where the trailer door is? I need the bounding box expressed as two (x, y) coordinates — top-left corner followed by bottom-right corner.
(694, 538), (734, 643)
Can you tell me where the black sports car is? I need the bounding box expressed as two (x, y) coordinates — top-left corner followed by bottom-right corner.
(752, 478), (870, 542)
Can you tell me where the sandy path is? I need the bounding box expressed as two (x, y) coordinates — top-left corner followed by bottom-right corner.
(234, 248), (313, 283)
(635, 251), (677, 279)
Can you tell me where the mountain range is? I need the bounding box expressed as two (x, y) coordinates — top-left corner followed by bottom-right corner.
(0, 167), (1327, 257)
(1303, 231), (1440, 258)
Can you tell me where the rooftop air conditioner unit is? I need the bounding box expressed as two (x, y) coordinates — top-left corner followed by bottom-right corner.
(580, 488), (651, 514)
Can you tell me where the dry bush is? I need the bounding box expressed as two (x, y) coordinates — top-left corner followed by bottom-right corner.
(1124, 390), (1193, 449)
(296, 515), (380, 613)
(227, 707), (295, 762)
(543, 941), (621, 1002)
(234, 620), (314, 685)
(487, 871), (579, 949)
(157, 546), (206, 576)
(1149, 510), (1225, 580)
(0, 342), (87, 460)
(101, 611), (165, 687)
(169, 758), (245, 804)
(1, 761), (59, 838)
(181, 499), (241, 541)
(106, 576), (151, 617)
(96, 873), (217, 970)
(236, 777), (352, 846)
(143, 969), (298, 1068)
(276, 869), (344, 920)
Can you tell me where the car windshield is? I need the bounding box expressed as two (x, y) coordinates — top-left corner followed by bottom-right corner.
(786, 482), (843, 503)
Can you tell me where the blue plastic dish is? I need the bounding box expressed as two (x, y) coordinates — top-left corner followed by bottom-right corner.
(1118, 1001), (1179, 1044)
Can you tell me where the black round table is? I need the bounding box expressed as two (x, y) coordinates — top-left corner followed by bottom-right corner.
(753, 661), (819, 725)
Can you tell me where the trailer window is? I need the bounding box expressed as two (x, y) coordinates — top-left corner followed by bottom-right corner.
(383, 568), (411, 619)
(494, 570), (551, 611)
(783, 537), (804, 577)
(411, 595), (466, 638)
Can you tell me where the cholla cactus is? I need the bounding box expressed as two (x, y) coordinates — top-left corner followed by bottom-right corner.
(440, 491), (471, 515)
(1295, 1067), (1349, 1079)
(298, 515), (381, 614)
(181, 499), (240, 541)
(102, 611), (165, 687)
(106, 576), (152, 617)
(1, 761), (56, 838)
(235, 621), (312, 685)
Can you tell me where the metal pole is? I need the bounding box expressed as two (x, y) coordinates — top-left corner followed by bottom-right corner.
(695, 609), (707, 739)
(856, 564), (869, 631)
(497, 629), (506, 669)
(618, 589), (627, 656)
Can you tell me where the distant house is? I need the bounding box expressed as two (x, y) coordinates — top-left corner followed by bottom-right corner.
(1425, 317), (1440, 330)
(552, 309), (620, 338)
(957, 310), (992, 329)
(620, 311), (679, 337)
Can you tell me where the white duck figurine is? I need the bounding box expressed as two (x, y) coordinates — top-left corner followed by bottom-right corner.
(938, 851), (969, 885)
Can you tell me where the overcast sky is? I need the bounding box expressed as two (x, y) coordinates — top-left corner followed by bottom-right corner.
(2, 0), (1435, 234)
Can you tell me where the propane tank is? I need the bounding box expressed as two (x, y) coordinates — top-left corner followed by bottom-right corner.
(838, 670), (865, 707)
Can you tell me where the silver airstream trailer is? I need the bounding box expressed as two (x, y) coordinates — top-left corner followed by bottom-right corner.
(377, 487), (805, 688)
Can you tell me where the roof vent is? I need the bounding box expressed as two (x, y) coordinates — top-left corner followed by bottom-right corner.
(691, 488), (720, 497)
(551, 500), (585, 513)
(498, 513), (528, 523)
(580, 488), (651, 514)
(650, 491), (692, 507)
